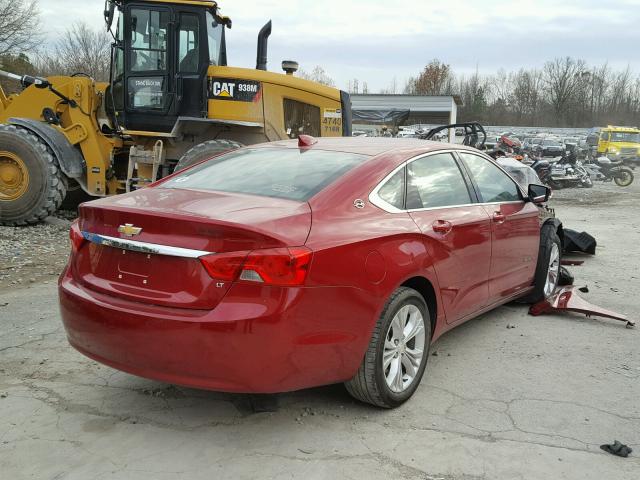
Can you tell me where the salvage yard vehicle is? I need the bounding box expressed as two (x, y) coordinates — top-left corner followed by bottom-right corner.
(59, 137), (563, 408)
(530, 151), (592, 190)
(583, 156), (634, 187)
(0, 0), (352, 226)
(588, 126), (640, 164)
(534, 138), (565, 157)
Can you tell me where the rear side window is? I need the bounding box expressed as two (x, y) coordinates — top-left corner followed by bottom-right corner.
(459, 153), (521, 203)
(406, 153), (472, 209)
(377, 168), (405, 210)
(163, 148), (368, 201)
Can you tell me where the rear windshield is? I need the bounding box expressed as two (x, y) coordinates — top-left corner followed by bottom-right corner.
(163, 148), (369, 201)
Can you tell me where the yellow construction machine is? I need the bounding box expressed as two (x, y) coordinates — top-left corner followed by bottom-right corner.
(0, 0), (352, 225)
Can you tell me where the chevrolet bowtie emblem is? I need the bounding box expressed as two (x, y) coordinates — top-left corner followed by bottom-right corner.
(118, 224), (142, 237)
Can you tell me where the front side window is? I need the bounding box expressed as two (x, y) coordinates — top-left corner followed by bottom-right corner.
(130, 9), (169, 72)
(206, 12), (223, 66)
(163, 148), (368, 201)
(406, 153), (472, 209)
(179, 14), (200, 73)
(459, 153), (521, 203)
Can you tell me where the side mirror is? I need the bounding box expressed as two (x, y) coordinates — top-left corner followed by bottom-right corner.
(528, 184), (550, 204)
(104, 1), (116, 31)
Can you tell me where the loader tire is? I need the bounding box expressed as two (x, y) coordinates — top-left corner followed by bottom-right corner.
(61, 179), (94, 211)
(174, 140), (244, 172)
(0, 125), (67, 226)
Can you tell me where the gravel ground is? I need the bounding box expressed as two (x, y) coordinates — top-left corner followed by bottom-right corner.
(0, 210), (75, 290)
(0, 181), (639, 479)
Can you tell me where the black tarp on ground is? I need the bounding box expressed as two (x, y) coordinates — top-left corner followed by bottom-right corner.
(563, 229), (597, 255)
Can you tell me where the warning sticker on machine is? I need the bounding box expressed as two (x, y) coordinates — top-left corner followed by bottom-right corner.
(209, 78), (262, 102)
(323, 108), (342, 119)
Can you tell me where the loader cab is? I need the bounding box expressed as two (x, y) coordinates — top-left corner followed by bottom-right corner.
(109, 1), (227, 132)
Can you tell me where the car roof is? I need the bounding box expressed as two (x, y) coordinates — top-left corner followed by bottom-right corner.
(258, 137), (464, 157)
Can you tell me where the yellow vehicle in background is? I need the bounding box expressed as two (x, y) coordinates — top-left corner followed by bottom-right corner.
(0, 0), (352, 225)
(590, 126), (640, 163)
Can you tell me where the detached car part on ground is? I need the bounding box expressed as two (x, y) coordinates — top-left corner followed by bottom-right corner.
(59, 137), (563, 408)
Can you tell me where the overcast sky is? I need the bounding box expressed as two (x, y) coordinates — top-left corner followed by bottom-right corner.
(39, 0), (639, 91)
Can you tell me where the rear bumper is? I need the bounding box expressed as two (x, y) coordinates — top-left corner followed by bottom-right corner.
(58, 268), (378, 393)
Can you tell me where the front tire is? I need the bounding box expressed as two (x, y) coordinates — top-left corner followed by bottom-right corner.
(345, 287), (431, 408)
(521, 224), (562, 303)
(0, 125), (67, 226)
(174, 140), (244, 172)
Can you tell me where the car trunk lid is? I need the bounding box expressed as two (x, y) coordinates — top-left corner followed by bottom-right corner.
(72, 187), (311, 309)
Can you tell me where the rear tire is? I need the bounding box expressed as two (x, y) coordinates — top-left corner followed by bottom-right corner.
(0, 124), (67, 226)
(613, 168), (634, 187)
(345, 287), (431, 408)
(521, 224), (562, 303)
(174, 140), (244, 172)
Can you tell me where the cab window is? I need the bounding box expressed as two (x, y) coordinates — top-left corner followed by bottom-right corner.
(206, 12), (223, 66)
(459, 153), (521, 203)
(130, 8), (169, 72)
(179, 14), (200, 73)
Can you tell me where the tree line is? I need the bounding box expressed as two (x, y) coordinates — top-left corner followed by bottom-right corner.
(1, 1), (638, 128)
(349, 58), (640, 128)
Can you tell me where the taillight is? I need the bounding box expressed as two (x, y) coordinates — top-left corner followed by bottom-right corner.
(199, 247), (313, 286)
(69, 221), (86, 254)
(199, 251), (249, 281)
(241, 247), (313, 286)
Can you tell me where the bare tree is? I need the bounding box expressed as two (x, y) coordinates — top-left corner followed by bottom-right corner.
(392, 56), (640, 127)
(298, 66), (335, 87)
(0, 0), (41, 57)
(379, 77), (398, 94)
(403, 76), (417, 95)
(543, 57), (587, 125)
(37, 22), (112, 82)
(510, 69), (544, 124)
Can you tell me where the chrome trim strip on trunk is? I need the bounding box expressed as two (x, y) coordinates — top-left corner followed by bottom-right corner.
(81, 232), (213, 258)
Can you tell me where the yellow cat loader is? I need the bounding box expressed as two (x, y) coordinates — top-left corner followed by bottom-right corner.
(0, 0), (352, 225)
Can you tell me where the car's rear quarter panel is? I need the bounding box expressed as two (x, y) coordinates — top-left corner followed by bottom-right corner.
(305, 151), (449, 362)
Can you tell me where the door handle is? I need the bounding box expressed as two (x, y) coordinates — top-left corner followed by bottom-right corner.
(493, 212), (506, 224)
(176, 76), (183, 102)
(432, 220), (453, 234)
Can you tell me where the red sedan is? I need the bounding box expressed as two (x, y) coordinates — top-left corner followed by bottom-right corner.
(59, 137), (562, 408)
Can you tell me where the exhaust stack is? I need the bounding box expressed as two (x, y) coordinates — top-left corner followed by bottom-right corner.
(256, 20), (272, 71)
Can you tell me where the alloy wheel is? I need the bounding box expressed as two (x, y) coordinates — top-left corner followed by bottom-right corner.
(544, 243), (560, 297)
(383, 304), (426, 393)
